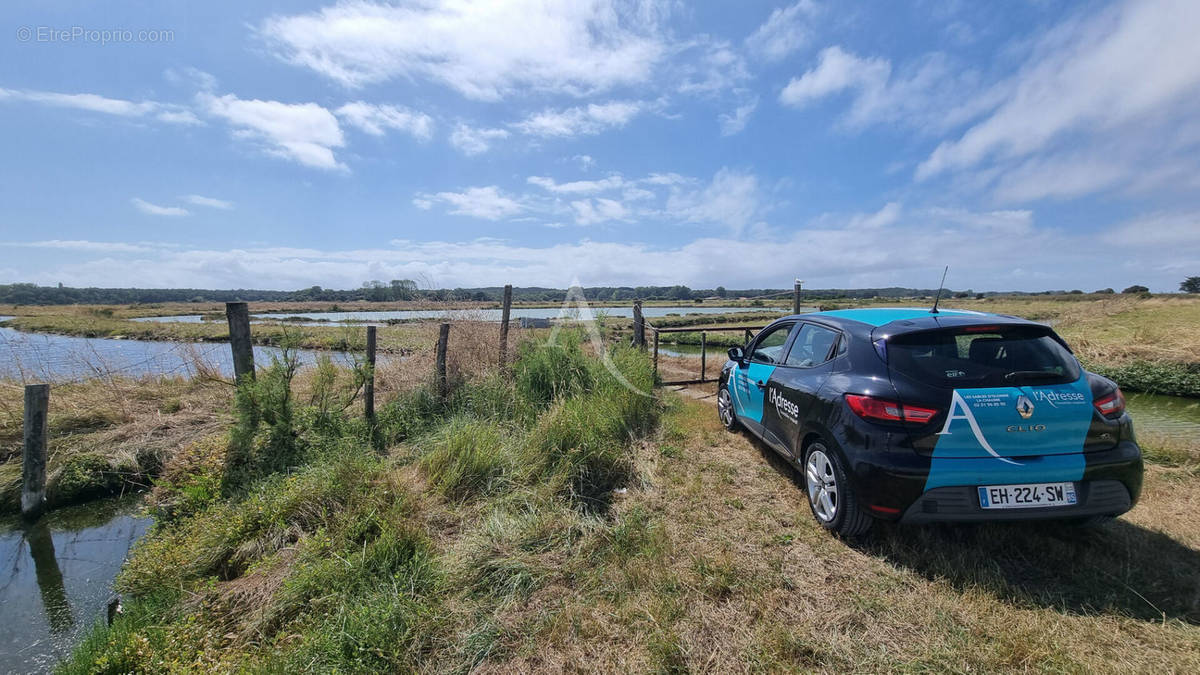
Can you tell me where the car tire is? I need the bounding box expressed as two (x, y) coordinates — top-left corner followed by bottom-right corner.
(803, 441), (872, 538)
(717, 386), (739, 431)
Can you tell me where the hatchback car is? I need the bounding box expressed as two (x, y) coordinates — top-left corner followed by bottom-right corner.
(717, 308), (1143, 536)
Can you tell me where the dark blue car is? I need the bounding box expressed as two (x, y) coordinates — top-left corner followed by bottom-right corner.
(717, 308), (1143, 536)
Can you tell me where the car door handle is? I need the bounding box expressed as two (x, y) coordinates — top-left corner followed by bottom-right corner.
(755, 380), (766, 390)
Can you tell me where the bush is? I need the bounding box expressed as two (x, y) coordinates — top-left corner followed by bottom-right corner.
(1087, 360), (1200, 398)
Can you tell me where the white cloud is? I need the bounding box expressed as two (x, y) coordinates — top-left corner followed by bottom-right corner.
(847, 201), (902, 229)
(779, 48), (994, 133)
(131, 198), (190, 217)
(675, 39), (750, 96)
(200, 93), (346, 170)
(181, 194), (234, 210)
(779, 46), (891, 110)
(449, 124), (510, 155)
(260, 0), (669, 100)
(3, 240), (160, 253)
(527, 175), (626, 194)
(644, 172), (691, 186)
(416, 186), (524, 220)
(10, 206), (1191, 292)
(718, 98), (758, 136)
(665, 168), (762, 234)
(917, 0), (1200, 183)
(0, 87), (199, 125)
(1101, 211), (1200, 250)
(571, 198), (630, 225)
(746, 1), (817, 62)
(573, 154), (595, 170)
(513, 100), (646, 138)
(335, 102), (433, 140)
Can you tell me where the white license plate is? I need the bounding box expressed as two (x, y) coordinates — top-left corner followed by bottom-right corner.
(977, 482), (1077, 509)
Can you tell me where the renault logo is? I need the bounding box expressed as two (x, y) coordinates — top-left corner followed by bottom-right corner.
(1016, 395), (1035, 419)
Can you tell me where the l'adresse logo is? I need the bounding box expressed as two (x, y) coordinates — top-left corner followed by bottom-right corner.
(768, 387), (800, 424)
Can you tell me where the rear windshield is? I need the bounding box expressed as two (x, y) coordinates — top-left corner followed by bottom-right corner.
(886, 325), (1080, 388)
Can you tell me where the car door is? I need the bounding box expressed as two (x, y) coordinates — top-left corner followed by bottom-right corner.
(762, 322), (844, 457)
(730, 322), (797, 436)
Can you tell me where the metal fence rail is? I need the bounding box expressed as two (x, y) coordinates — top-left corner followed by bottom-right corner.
(648, 324), (766, 386)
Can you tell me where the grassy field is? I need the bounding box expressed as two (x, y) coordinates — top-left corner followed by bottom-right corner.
(644, 294), (1200, 397)
(49, 330), (1199, 672)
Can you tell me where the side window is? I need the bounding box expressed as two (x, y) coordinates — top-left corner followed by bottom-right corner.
(784, 324), (841, 368)
(750, 323), (795, 364)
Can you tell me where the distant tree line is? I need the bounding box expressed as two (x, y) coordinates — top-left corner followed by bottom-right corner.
(0, 280), (1190, 306)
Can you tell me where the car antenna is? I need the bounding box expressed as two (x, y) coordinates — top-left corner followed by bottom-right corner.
(930, 265), (949, 314)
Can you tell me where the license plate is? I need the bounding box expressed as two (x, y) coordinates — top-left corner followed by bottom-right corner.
(977, 482), (1077, 509)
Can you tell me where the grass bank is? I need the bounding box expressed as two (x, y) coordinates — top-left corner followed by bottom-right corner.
(59, 330), (664, 672)
(63, 368), (1199, 671)
(0, 377), (231, 514)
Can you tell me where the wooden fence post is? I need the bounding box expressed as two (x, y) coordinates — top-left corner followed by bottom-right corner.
(364, 325), (376, 423)
(632, 300), (645, 348)
(225, 302), (254, 381)
(22, 383), (49, 520)
(436, 323), (450, 400)
(498, 284), (512, 368)
(652, 330), (659, 377)
(793, 279), (804, 315)
(700, 332), (707, 382)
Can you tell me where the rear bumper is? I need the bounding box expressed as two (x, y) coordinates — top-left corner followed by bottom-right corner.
(900, 479), (1131, 523)
(846, 439), (1143, 523)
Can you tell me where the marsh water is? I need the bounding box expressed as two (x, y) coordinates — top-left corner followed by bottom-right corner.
(0, 498), (151, 673)
(131, 305), (790, 325)
(0, 326), (358, 382)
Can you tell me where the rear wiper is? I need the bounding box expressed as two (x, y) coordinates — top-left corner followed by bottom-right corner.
(1004, 370), (1062, 381)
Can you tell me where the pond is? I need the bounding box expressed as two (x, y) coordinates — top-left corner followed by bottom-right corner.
(1125, 392), (1200, 443)
(0, 497), (151, 673)
(0, 327), (358, 382)
(132, 305), (792, 325)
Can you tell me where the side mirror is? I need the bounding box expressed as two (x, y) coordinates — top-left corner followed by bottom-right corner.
(727, 346), (745, 362)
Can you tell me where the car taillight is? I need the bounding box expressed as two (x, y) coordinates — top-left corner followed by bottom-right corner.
(1093, 388), (1126, 419)
(845, 394), (939, 424)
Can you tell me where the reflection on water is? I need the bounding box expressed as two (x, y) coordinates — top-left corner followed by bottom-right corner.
(0, 498), (151, 673)
(0, 327), (358, 382)
(1126, 392), (1200, 443)
(133, 305), (792, 325)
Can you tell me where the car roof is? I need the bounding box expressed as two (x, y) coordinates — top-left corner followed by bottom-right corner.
(769, 307), (1044, 336)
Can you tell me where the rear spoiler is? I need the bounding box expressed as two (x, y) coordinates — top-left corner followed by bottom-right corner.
(869, 318), (1071, 362)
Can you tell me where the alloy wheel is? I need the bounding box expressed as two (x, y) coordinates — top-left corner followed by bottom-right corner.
(805, 449), (838, 522)
(717, 388), (735, 428)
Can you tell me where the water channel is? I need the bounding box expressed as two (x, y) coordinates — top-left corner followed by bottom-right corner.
(0, 498), (150, 673)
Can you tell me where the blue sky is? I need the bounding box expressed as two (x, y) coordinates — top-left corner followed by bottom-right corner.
(1, 0), (1198, 291)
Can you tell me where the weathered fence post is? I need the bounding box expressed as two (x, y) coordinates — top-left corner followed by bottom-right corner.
(436, 323), (450, 400)
(700, 331), (707, 382)
(22, 384), (49, 520)
(225, 302), (254, 381)
(364, 325), (376, 423)
(632, 300), (645, 348)
(652, 330), (659, 377)
(498, 284), (512, 368)
(793, 279), (804, 315)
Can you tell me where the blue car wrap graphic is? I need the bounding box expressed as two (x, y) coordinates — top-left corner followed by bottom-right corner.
(730, 362), (776, 423)
(924, 375), (1094, 491)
